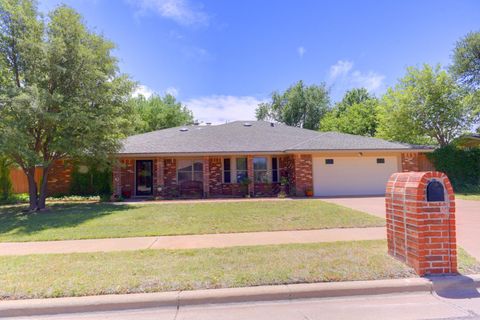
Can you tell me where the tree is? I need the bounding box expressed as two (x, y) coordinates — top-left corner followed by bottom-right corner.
(451, 31), (480, 91)
(256, 80), (330, 130)
(0, 156), (12, 200)
(0, 1), (134, 211)
(320, 88), (378, 136)
(131, 94), (194, 133)
(376, 64), (478, 146)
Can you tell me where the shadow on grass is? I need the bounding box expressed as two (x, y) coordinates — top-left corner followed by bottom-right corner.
(0, 203), (133, 239)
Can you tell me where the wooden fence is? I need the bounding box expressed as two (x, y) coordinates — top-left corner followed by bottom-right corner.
(9, 168), (43, 194)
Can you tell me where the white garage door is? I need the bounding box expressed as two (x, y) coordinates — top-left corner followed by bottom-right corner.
(313, 156), (399, 197)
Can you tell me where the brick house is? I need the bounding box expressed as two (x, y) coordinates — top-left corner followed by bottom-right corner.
(112, 121), (434, 199)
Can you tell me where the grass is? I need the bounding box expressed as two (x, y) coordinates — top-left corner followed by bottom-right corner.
(456, 193), (480, 201)
(0, 193), (103, 205)
(0, 200), (384, 242)
(0, 240), (478, 300)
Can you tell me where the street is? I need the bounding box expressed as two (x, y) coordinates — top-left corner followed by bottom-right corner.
(7, 290), (480, 320)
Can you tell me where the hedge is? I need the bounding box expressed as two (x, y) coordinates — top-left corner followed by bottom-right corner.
(70, 164), (112, 196)
(427, 145), (480, 191)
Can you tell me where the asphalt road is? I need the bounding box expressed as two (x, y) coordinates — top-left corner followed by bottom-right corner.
(7, 291), (480, 320)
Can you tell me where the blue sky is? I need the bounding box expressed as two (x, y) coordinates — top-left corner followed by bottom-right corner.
(40, 0), (480, 123)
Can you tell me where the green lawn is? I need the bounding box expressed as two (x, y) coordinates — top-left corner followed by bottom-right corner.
(0, 200), (384, 242)
(0, 240), (477, 300)
(456, 193), (480, 201)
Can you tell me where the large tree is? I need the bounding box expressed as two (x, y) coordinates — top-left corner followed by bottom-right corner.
(451, 31), (480, 91)
(131, 94), (194, 133)
(256, 80), (330, 130)
(376, 64), (478, 146)
(0, 0), (134, 211)
(320, 88), (378, 136)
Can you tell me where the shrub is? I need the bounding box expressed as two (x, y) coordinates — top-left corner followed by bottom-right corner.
(427, 145), (480, 191)
(0, 158), (12, 200)
(70, 164), (112, 196)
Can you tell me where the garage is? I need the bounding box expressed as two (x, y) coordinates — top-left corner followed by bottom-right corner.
(313, 156), (400, 197)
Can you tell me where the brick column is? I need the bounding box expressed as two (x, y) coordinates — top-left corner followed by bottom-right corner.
(155, 158), (164, 197)
(112, 160), (122, 197)
(247, 155), (254, 195)
(293, 154), (313, 196)
(386, 171), (457, 276)
(203, 156), (210, 198)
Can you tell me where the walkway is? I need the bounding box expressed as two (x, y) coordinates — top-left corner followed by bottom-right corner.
(0, 227), (385, 256)
(322, 196), (480, 261)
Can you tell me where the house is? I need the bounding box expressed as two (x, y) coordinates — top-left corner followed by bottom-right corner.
(113, 121), (435, 199)
(455, 134), (480, 148)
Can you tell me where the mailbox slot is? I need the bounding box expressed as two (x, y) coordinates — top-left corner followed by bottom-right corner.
(426, 180), (445, 202)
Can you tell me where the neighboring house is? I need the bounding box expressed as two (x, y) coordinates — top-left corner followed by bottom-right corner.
(113, 121), (434, 198)
(455, 134), (480, 148)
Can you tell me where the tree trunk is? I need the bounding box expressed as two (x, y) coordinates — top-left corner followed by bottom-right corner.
(25, 168), (38, 212)
(37, 166), (51, 210)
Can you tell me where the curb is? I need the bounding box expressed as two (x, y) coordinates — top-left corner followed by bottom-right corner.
(0, 276), (478, 318)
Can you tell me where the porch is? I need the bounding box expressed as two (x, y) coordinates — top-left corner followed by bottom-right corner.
(112, 155), (314, 199)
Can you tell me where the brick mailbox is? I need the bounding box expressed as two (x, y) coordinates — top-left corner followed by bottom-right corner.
(385, 171), (457, 276)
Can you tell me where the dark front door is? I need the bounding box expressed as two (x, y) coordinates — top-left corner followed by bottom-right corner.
(136, 160), (153, 196)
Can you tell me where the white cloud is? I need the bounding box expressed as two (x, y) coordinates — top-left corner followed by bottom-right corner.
(132, 84), (154, 98)
(130, 0), (209, 26)
(165, 86), (179, 97)
(328, 60), (385, 93)
(185, 95), (267, 124)
(297, 46), (306, 58)
(329, 60), (354, 79)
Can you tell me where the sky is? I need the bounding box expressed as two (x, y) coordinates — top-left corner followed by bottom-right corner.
(40, 0), (480, 124)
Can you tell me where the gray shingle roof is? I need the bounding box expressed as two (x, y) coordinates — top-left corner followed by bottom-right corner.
(118, 121), (432, 155)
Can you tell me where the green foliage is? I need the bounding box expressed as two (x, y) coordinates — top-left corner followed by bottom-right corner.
(451, 31), (480, 91)
(376, 64), (478, 146)
(427, 145), (480, 191)
(70, 164), (112, 196)
(131, 94), (194, 133)
(320, 88), (378, 136)
(0, 157), (12, 200)
(0, 1), (134, 210)
(256, 80), (330, 130)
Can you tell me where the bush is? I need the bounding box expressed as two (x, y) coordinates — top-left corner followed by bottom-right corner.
(0, 158), (12, 200)
(427, 145), (480, 191)
(70, 164), (112, 196)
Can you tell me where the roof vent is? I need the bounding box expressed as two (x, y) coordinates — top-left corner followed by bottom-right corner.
(270, 122), (275, 127)
(206, 122), (212, 126)
(243, 122), (252, 127)
(179, 127), (189, 132)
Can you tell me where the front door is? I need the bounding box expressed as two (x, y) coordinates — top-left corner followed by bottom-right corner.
(136, 160), (153, 196)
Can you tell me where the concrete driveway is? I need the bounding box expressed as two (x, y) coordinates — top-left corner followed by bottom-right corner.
(321, 196), (480, 261)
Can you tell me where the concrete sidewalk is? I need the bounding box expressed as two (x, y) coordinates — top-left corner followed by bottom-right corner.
(0, 227), (385, 256)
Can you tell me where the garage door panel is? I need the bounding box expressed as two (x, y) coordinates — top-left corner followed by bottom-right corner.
(313, 156), (398, 196)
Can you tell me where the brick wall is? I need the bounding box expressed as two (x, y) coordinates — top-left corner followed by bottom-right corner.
(386, 171), (457, 276)
(401, 152), (435, 172)
(209, 157), (223, 195)
(120, 159), (135, 197)
(293, 154), (313, 196)
(46, 160), (73, 196)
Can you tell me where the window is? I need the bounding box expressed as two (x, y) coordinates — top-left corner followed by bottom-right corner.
(272, 157), (279, 183)
(253, 157), (268, 183)
(236, 158), (248, 182)
(376, 158), (385, 164)
(177, 159), (203, 183)
(325, 159), (334, 165)
(223, 158), (231, 183)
